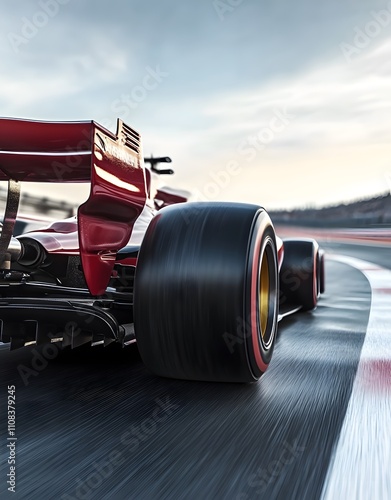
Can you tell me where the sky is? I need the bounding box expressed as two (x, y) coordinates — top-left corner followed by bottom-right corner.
(1, 0), (391, 210)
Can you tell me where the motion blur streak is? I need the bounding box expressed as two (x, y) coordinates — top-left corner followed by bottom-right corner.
(322, 256), (391, 500)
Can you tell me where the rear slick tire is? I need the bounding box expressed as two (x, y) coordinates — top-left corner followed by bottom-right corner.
(134, 202), (278, 383)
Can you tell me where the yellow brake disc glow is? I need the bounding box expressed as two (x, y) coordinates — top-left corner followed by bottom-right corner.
(259, 251), (270, 339)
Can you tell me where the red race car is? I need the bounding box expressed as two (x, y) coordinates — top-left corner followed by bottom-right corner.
(0, 117), (324, 382)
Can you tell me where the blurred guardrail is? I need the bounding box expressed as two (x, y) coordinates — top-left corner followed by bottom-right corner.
(269, 193), (391, 229)
(0, 186), (76, 219)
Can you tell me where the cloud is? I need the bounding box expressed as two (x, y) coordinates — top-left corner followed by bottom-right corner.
(162, 37), (391, 209)
(35, 30), (387, 211)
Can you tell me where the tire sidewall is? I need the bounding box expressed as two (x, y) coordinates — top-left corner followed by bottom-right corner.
(244, 212), (278, 379)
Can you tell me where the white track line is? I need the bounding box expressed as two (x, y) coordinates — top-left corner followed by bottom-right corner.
(321, 255), (391, 500)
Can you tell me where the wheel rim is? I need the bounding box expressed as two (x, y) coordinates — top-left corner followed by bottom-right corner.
(259, 251), (270, 340)
(257, 238), (277, 350)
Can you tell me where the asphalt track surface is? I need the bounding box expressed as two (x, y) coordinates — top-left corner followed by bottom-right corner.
(0, 242), (389, 500)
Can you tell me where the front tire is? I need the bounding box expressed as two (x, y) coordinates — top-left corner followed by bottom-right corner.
(280, 239), (319, 311)
(319, 250), (325, 295)
(134, 202), (278, 383)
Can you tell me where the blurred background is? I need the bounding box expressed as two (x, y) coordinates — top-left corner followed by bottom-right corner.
(1, 0), (391, 226)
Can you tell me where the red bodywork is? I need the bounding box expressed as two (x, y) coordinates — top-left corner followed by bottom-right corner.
(0, 118), (147, 295)
(154, 188), (188, 209)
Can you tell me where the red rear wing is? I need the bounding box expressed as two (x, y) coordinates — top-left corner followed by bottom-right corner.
(0, 117), (147, 295)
